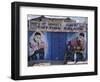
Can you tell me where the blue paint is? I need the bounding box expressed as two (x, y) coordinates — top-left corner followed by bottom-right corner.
(28, 32), (87, 61)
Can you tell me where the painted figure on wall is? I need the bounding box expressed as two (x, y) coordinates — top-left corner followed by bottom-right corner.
(28, 31), (47, 61)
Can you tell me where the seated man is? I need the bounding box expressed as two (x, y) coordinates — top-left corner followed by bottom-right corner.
(64, 33), (85, 64)
(73, 33), (85, 63)
(28, 32), (47, 61)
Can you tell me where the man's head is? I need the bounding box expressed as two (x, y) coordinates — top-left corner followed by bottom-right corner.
(79, 33), (84, 41)
(34, 32), (41, 43)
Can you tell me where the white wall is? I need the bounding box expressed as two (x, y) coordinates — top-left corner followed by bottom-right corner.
(0, 0), (99, 81)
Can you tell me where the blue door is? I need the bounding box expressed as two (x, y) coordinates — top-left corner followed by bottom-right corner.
(46, 32), (68, 61)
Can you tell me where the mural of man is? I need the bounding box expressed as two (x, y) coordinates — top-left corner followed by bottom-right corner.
(28, 32), (47, 61)
(64, 33), (86, 64)
(73, 33), (86, 63)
